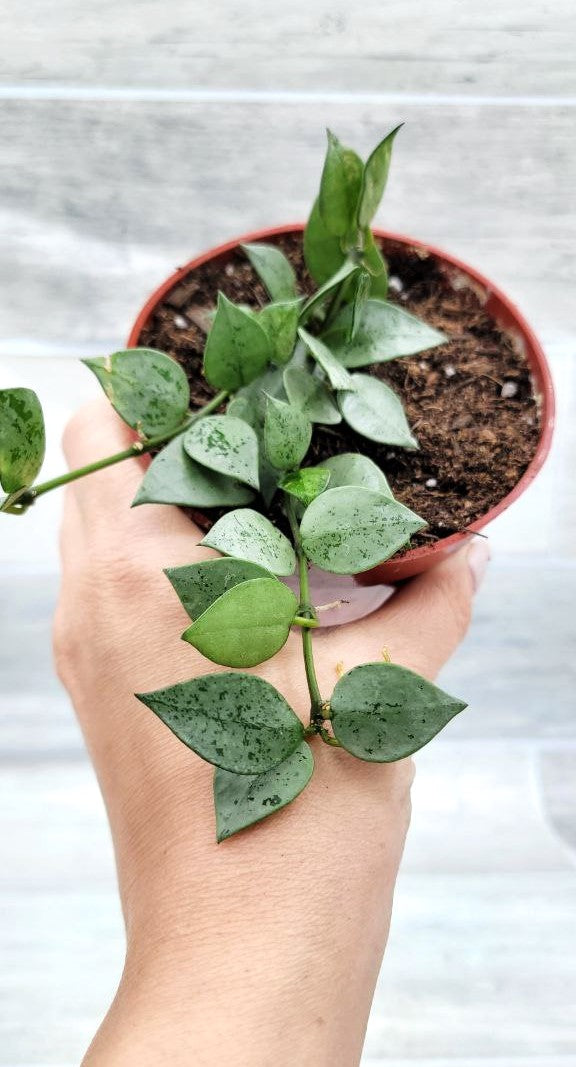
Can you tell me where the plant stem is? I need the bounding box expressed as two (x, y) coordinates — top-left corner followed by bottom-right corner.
(285, 496), (323, 723)
(8, 390), (228, 510)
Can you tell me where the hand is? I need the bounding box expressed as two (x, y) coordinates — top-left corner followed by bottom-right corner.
(54, 400), (487, 1066)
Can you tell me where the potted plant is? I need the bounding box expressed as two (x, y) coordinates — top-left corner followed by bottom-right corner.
(0, 127), (554, 842)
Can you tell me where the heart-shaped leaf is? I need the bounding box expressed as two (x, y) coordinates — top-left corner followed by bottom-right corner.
(339, 373), (418, 448)
(280, 467), (331, 507)
(137, 672), (304, 774)
(84, 348), (190, 437)
(321, 453), (392, 497)
(299, 260), (359, 323)
(182, 578), (298, 667)
(0, 388), (46, 494)
(242, 243), (298, 303)
(357, 124), (403, 229)
(201, 508), (296, 575)
(203, 292), (271, 391)
(330, 662), (467, 761)
(214, 742), (314, 841)
(303, 197), (346, 284)
(325, 299), (447, 367)
(184, 415), (259, 490)
(165, 557), (273, 620)
(283, 366), (341, 424)
(256, 299), (301, 365)
(318, 130), (364, 238)
(132, 435), (254, 508)
(300, 486), (427, 573)
(264, 396), (312, 471)
(298, 328), (355, 392)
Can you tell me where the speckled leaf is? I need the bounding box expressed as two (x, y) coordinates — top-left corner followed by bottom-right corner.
(300, 486), (427, 574)
(325, 299), (447, 368)
(214, 742), (314, 841)
(227, 367), (286, 503)
(357, 124), (403, 228)
(331, 662), (467, 761)
(256, 299), (301, 365)
(303, 197), (346, 284)
(0, 388), (45, 494)
(201, 508), (296, 575)
(182, 578), (298, 667)
(283, 366), (341, 424)
(184, 415), (259, 490)
(203, 292), (271, 391)
(131, 435), (254, 508)
(298, 328), (355, 392)
(264, 396), (312, 471)
(165, 557), (273, 620)
(321, 453), (392, 497)
(280, 467), (331, 507)
(241, 243), (298, 302)
(83, 348), (190, 436)
(318, 130), (364, 238)
(339, 374), (418, 448)
(137, 672), (304, 774)
(299, 260), (359, 323)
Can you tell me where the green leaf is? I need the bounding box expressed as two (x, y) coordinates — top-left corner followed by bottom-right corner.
(241, 242), (298, 302)
(182, 578), (298, 667)
(256, 299), (301, 365)
(283, 366), (341, 424)
(299, 260), (359, 322)
(214, 742), (314, 841)
(132, 434), (254, 508)
(325, 299), (447, 368)
(165, 557), (273, 620)
(330, 662), (467, 761)
(137, 672), (304, 774)
(84, 348), (190, 437)
(227, 367), (287, 504)
(201, 508), (296, 575)
(339, 373), (418, 448)
(280, 467), (330, 507)
(298, 328), (355, 392)
(300, 486), (427, 574)
(318, 130), (364, 238)
(184, 415), (259, 490)
(303, 197), (346, 285)
(203, 292), (271, 391)
(357, 124), (403, 229)
(321, 453), (392, 497)
(350, 270), (372, 341)
(264, 396), (312, 471)
(361, 229), (387, 277)
(0, 388), (45, 494)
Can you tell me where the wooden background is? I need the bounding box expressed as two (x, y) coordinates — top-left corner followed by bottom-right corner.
(1, 2), (575, 1064)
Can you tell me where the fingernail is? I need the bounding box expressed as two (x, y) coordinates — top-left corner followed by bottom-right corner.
(467, 538), (491, 592)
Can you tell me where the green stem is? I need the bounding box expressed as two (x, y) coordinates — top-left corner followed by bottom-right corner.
(9, 390), (228, 509)
(285, 496), (323, 722)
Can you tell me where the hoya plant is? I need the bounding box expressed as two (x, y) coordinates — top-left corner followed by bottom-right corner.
(0, 126), (466, 841)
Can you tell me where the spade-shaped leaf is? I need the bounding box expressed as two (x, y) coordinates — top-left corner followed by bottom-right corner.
(137, 672), (304, 774)
(298, 328), (355, 392)
(214, 742), (314, 841)
(357, 124), (403, 228)
(132, 435), (254, 508)
(264, 396), (312, 471)
(182, 577), (298, 667)
(318, 130), (364, 238)
(256, 299), (301, 365)
(283, 366), (341, 424)
(330, 662), (467, 761)
(201, 508), (296, 575)
(321, 453), (392, 497)
(84, 348), (190, 437)
(303, 197), (346, 285)
(339, 374), (418, 448)
(280, 467), (331, 507)
(203, 292), (271, 391)
(184, 415), (259, 490)
(242, 243), (298, 303)
(300, 486), (427, 574)
(165, 557), (273, 620)
(325, 299), (447, 368)
(0, 388), (46, 494)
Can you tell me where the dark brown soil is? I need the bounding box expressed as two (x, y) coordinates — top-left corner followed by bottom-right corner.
(139, 233), (541, 545)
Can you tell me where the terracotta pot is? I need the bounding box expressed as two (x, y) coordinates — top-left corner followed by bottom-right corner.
(128, 224), (555, 587)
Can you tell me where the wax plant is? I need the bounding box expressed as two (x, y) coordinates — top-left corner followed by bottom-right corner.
(0, 127), (467, 841)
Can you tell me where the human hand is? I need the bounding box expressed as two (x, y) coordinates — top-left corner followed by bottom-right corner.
(54, 399), (487, 1066)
